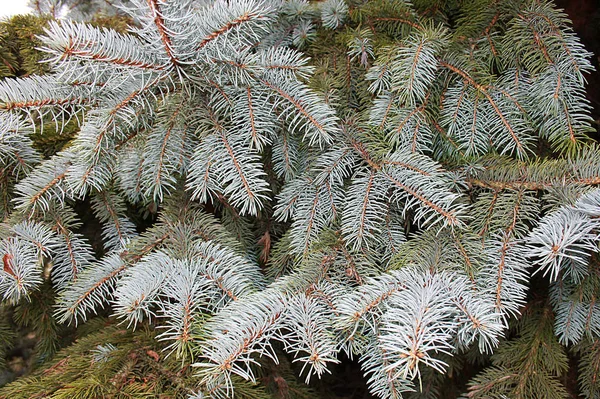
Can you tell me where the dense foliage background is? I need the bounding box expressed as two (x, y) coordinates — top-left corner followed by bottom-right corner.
(0, 0), (599, 398)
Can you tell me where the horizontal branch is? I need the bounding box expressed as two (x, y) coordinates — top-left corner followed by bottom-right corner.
(468, 176), (600, 191)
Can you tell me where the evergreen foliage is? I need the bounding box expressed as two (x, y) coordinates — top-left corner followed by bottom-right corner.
(0, 15), (51, 78)
(0, 0), (599, 398)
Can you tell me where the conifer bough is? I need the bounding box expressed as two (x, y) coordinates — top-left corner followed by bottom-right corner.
(0, 0), (599, 398)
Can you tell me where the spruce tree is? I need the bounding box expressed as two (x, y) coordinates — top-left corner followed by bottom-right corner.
(0, 0), (599, 398)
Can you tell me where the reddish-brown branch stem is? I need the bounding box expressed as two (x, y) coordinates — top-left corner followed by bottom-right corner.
(145, 0), (180, 67)
(197, 12), (257, 50)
